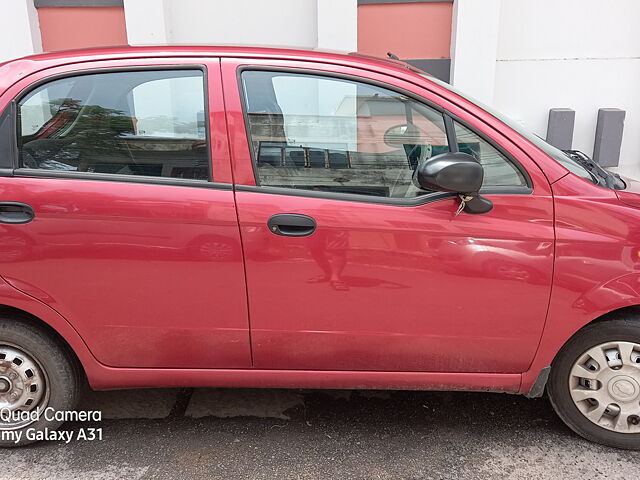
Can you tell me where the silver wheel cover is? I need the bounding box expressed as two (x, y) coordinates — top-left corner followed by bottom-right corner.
(0, 343), (49, 431)
(569, 341), (640, 433)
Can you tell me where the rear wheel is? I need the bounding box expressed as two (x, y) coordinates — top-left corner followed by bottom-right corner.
(0, 317), (81, 447)
(548, 318), (640, 449)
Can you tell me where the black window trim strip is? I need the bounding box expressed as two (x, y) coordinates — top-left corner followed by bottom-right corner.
(13, 168), (233, 190)
(236, 65), (532, 207)
(0, 102), (17, 173)
(443, 113), (458, 153)
(236, 184), (532, 207)
(11, 63), (220, 188)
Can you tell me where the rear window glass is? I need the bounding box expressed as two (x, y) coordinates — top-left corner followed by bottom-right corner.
(18, 69), (209, 181)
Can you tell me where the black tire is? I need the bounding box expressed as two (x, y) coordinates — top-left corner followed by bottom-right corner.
(548, 318), (640, 450)
(0, 316), (81, 447)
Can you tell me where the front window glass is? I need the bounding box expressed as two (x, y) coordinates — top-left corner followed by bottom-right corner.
(18, 70), (209, 181)
(454, 121), (526, 186)
(423, 74), (596, 184)
(242, 71), (527, 199)
(242, 71), (450, 198)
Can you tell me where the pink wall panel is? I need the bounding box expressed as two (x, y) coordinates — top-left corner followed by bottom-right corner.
(38, 7), (127, 52)
(358, 2), (452, 59)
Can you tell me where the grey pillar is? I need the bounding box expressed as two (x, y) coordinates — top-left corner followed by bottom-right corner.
(593, 108), (625, 167)
(546, 108), (575, 150)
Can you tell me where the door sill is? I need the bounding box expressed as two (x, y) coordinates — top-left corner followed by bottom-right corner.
(87, 366), (521, 393)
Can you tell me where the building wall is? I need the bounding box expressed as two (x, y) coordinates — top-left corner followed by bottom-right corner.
(38, 6), (127, 51)
(452, 0), (640, 174)
(358, 0), (452, 82)
(0, 0), (41, 63)
(358, 2), (451, 58)
(124, 0), (357, 52)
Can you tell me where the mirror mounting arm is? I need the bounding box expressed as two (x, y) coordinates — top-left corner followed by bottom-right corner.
(461, 193), (493, 215)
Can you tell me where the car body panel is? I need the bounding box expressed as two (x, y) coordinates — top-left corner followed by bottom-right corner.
(0, 176), (250, 368)
(0, 56), (251, 369)
(85, 364), (521, 392)
(0, 277), (523, 392)
(521, 172), (640, 392)
(234, 189), (553, 373)
(0, 46), (636, 393)
(223, 57), (555, 373)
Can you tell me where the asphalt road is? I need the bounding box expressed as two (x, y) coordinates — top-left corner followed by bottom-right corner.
(1, 387), (640, 479)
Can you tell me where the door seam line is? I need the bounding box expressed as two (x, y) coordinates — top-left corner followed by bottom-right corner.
(219, 57), (254, 367)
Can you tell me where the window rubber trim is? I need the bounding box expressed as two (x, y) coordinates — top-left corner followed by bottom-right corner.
(13, 168), (233, 190)
(443, 113), (458, 153)
(235, 184), (532, 206)
(0, 102), (17, 174)
(236, 65), (532, 206)
(12, 64), (220, 188)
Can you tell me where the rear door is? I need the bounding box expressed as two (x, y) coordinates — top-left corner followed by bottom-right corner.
(0, 58), (251, 368)
(223, 58), (555, 373)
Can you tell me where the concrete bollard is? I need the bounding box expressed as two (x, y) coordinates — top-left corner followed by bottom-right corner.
(593, 108), (625, 167)
(546, 108), (575, 150)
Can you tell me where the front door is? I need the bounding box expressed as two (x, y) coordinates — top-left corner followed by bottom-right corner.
(0, 59), (251, 368)
(225, 60), (555, 373)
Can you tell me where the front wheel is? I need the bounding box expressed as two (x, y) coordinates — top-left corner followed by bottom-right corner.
(548, 318), (640, 450)
(0, 317), (81, 447)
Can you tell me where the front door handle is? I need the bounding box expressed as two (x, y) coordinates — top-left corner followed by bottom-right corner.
(267, 214), (316, 237)
(0, 202), (35, 224)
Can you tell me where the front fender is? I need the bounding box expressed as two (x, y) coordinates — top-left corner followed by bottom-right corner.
(521, 272), (640, 393)
(572, 272), (640, 314)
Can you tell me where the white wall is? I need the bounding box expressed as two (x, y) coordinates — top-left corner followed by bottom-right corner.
(451, 0), (640, 175)
(124, 0), (357, 52)
(0, 0), (42, 64)
(450, 0), (501, 103)
(317, 0), (357, 52)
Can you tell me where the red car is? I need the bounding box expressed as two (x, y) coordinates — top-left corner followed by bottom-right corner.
(0, 46), (639, 449)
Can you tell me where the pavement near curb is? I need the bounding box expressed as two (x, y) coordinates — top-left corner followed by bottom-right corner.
(1, 388), (640, 479)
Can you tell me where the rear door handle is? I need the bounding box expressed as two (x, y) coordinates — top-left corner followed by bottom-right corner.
(0, 202), (35, 224)
(267, 214), (316, 237)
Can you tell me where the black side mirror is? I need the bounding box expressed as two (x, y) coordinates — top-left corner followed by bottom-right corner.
(416, 152), (493, 215)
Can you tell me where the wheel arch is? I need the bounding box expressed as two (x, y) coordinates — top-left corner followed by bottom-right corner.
(0, 277), (101, 384)
(0, 304), (86, 379)
(523, 303), (640, 396)
(581, 305), (640, 326)
(549, 304), (640, 366)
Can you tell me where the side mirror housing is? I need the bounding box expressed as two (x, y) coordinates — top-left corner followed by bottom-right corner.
(416, 152), (493, 215)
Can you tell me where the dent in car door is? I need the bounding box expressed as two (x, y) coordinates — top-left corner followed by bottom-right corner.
(0, 58), (251, 368)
